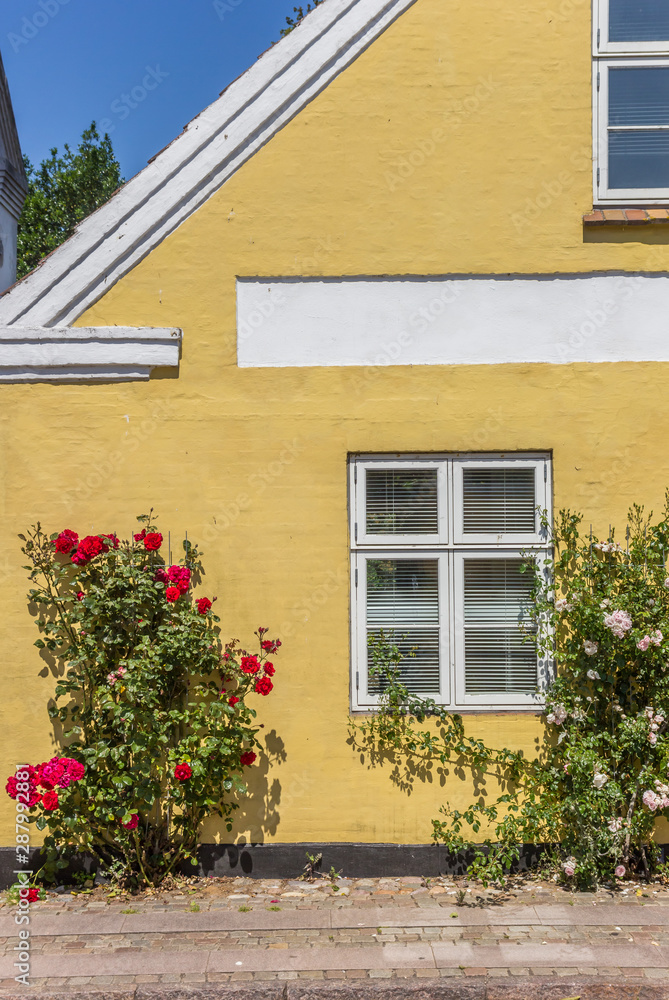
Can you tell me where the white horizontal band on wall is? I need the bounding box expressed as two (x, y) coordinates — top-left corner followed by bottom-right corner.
(0, 326), (182, 382)
(236, 274), (669, 367)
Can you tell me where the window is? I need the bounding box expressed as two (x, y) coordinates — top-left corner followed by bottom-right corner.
(594, 0), (669, 203)
(350, 454), (552, 711)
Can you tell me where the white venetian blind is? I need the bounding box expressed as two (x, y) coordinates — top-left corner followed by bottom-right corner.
(366, 469), (438, 535)
(366, 558), (440, 693)
(463, 467), (536, 534)
(463, 559), (537, 694)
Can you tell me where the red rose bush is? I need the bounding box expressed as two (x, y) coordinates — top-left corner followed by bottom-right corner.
(18, 516), (280, 888)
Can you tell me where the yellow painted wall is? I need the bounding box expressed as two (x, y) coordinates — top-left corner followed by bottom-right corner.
(3, 0), (669, 846)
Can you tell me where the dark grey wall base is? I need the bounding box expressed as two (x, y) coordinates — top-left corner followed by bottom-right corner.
(195, 841), (547, 880)
(2, 841), (664, 888)
(0, 842), (547, 889)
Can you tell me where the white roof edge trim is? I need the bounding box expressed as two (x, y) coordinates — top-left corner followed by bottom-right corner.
(0, 0), (418, 329)
(0, 326), (182, 383)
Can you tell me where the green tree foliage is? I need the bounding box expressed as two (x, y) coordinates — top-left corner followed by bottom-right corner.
(17, 123), (123, 279)
(280, 2), (323, 36)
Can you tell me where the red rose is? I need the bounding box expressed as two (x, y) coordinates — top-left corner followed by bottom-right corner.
(167, 565), (190, 593)
(26, 888), (39, 903)
(254, 676), (273, 696)
(37, 758), (66, 790)
(241, 655), (260, 674)
(121, 813), (139, 830)
(196, 598), (212, 615)
(76, 591), (85, 602)
(228, 696), (239, 706)
(59, 758), (85, 784)
(240, 751), (257, 766)
(41, 789), (59, 810)
(5, 767), (41, 807)
(102, 533), (119, 550)
(54, 529), (78, 553)
(134, 529), (147, 542)
(261, 638), (282, 653)
(174, 763), (192, 782)
(264, 662), (275, 676)
(154, 567), (169, 584)
(144, 532), (163, 551)
(71, 535), (110, 566)
(165, 587), (180, 603)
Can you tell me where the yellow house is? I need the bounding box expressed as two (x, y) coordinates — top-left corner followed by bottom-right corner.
(2, 0), (669, 878)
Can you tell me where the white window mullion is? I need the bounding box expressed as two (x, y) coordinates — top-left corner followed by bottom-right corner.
(351, 551), (367, 711)
(438, 554), (450, 706)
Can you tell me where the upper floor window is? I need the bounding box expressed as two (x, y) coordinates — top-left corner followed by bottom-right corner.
(594, 0), (669, 203)
(349, 454), (552, 713)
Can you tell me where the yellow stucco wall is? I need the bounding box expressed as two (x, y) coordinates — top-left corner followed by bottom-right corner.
(3, 0), (669, 846)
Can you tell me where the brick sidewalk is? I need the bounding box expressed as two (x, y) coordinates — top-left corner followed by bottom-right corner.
(1, 876), (668, 997)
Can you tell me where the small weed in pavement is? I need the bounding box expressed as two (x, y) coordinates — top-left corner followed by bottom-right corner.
(268, 905), (281, 911)
(238, 905), (252, 912)
(121, 907), (138, 914)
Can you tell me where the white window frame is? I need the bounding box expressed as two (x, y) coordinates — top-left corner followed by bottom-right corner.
(350, 453), (552, 713)
(594, 1), (669, 204)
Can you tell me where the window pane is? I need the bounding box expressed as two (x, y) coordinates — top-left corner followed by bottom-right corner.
(463, 468), (535, 534)
(609, 129), (669, 188)
(609, 67), (669, 125)
(367, 630), (441, 694)
(366, 469), (438, 534)
(463, 559), (537, 694)
(367, 559), (440, 694)
(367, 559), (439, 624)
(609, 0), (669, 41)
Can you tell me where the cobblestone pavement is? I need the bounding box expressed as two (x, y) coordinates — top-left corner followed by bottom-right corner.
(0, 876), (668, 997)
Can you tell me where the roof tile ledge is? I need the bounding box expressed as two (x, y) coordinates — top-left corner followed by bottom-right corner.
(583, 208), (669, 226)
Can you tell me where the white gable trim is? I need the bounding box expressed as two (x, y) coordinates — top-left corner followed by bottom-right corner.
(0, 0), (418, 329)
(0, 327), (181, 381)
(236, 273), (669, 367)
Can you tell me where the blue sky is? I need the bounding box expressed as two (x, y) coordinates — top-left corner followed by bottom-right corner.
(3, 0), (299, 180)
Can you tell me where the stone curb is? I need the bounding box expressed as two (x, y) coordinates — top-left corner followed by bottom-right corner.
(0, 978), (666, 999)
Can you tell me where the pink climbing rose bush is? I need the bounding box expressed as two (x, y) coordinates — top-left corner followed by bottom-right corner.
(353, 498), (669, 888)
(16, 515), (280, 888)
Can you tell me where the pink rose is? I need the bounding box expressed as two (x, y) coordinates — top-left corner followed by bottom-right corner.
(615, 865), (625, 878)
(643, 789), (661, 811)
(603, 609), (633, 638)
